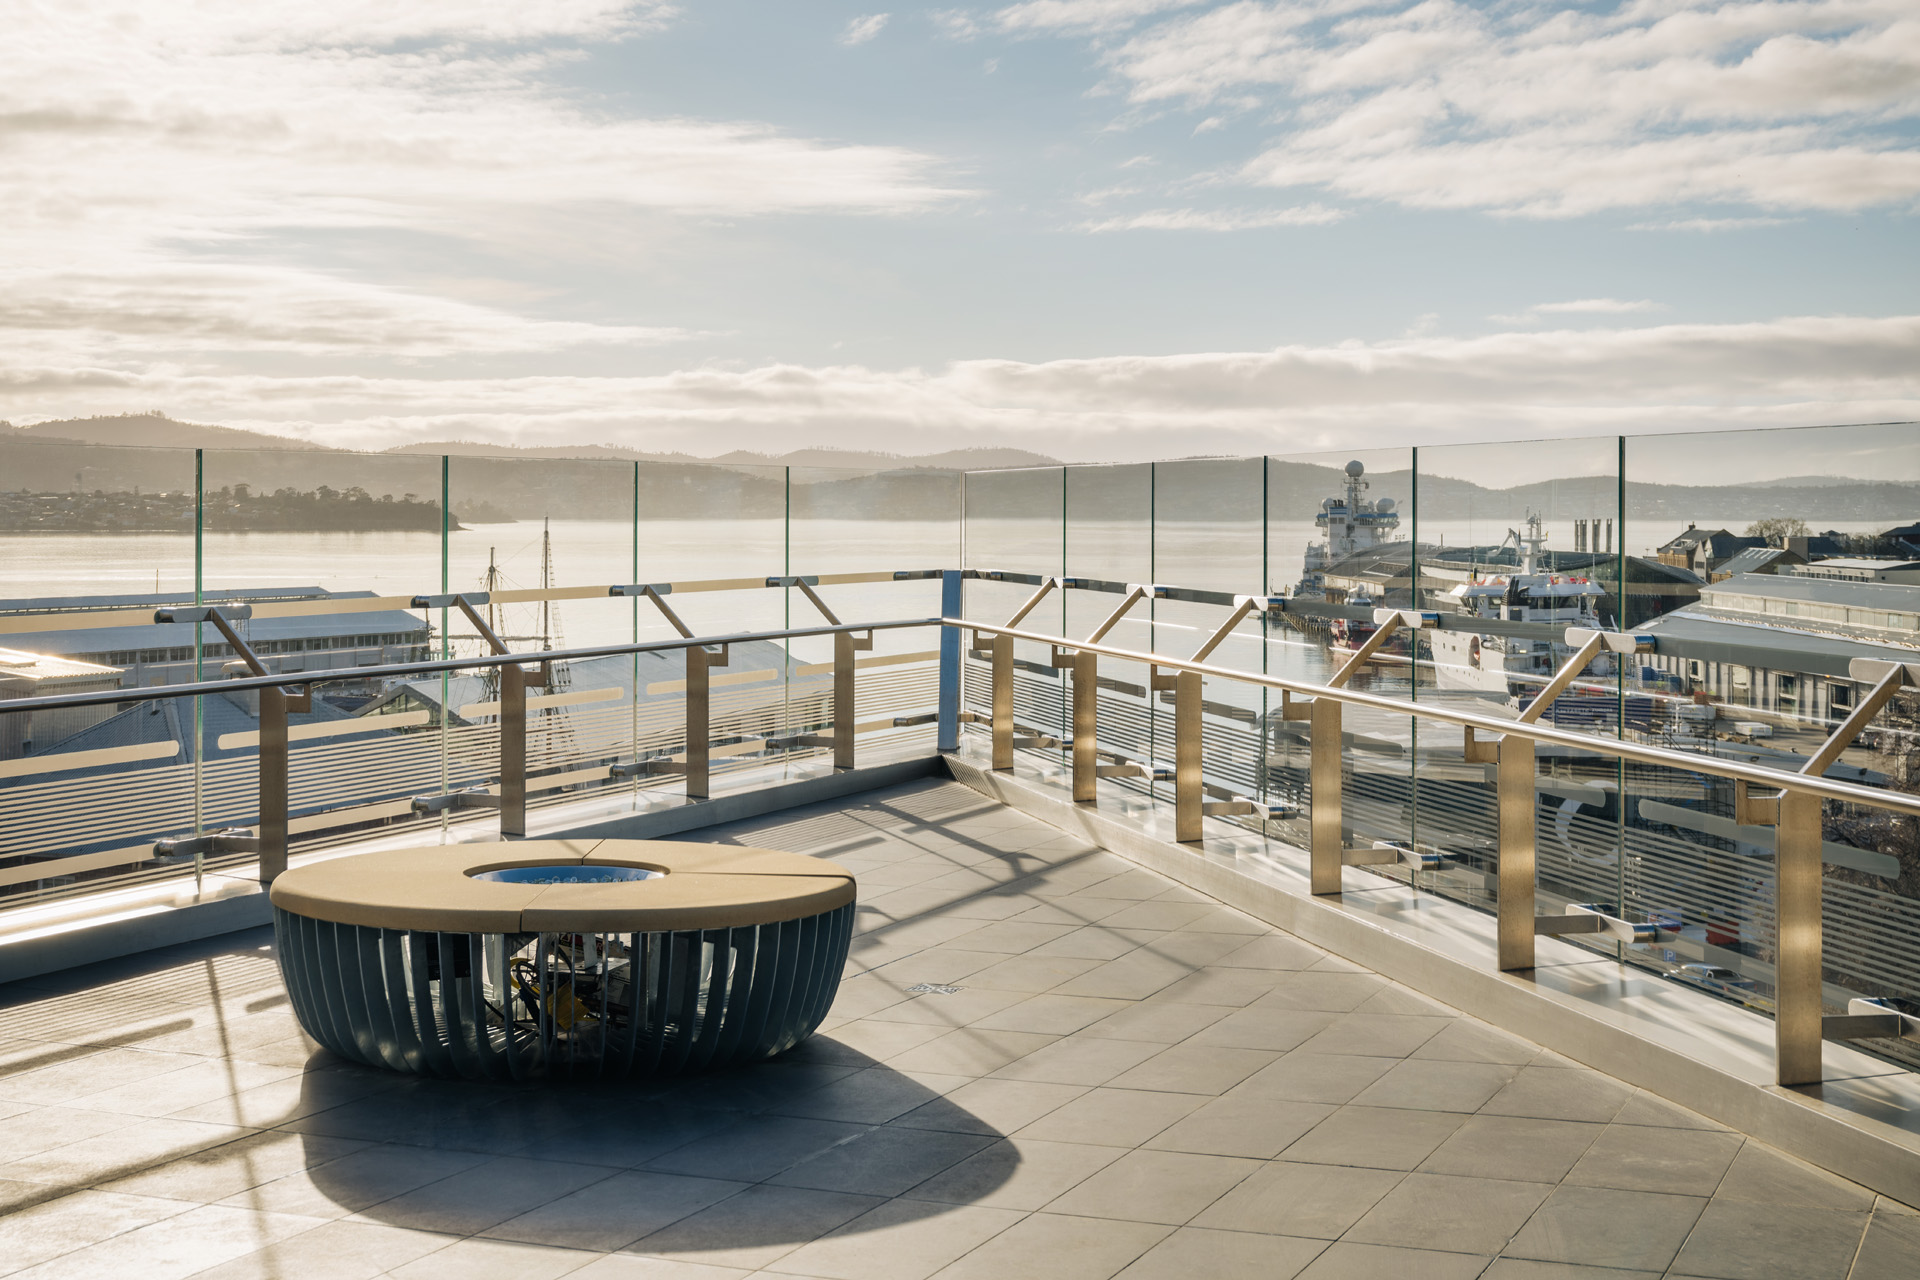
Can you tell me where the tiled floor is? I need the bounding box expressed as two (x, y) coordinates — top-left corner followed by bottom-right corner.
(0, 778), (1914, 1279)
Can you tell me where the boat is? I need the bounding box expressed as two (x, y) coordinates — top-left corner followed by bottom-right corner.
(1426, 512), (1611, 698)
(1292, 461), (1407, 656)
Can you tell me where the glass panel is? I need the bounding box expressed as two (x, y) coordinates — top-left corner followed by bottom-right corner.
(0, 441), (201, 907)
(960, 467), (1064, 755)
(788, 464), (962, 763)
(1065, 464), (1154, 785)
(1621, 422), (1920, 1069)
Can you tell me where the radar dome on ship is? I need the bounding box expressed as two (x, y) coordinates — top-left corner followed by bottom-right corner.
(1376, 498), (1395, 513)
(1345, 460), (1364, 477)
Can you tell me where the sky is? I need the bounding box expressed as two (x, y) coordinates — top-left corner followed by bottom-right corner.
(2, 0), (1917, 461)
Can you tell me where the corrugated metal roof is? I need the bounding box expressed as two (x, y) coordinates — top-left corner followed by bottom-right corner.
(1638, 612), (1916, 677)
(1701, 573), (1920, 610)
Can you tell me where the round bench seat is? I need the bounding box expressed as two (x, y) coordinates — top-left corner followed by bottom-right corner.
(270, 839), (856, 1081)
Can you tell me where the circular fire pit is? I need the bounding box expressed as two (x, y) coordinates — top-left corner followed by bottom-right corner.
(269, 839), (855, 1081)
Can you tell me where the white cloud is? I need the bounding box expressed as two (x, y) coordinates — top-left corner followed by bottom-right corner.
(840, 13), (890, 45)
(1, 2), (959, 391)
(1093, 1), (1920, 216)
(1079, 204), (1342, 229)
(1532, 299), (1663, 315)
(10, 314), (1914, 460)
(993, 1), (1202, 35)
(1629, 217), (1797, 232)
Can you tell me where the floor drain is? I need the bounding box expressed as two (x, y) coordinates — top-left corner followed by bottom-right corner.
(906, 983), (963, 995)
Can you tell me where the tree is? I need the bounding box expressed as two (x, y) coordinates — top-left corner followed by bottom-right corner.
(1745, 516), (1810, 541)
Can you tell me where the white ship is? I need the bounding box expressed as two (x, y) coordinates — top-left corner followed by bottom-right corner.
(1428, 512), (1610, 697)
(1295, 460), (1402, 652)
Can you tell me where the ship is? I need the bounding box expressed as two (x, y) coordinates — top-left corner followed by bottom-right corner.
(1426, 512), (1611, 699)
(1292, 460), (1406, 654)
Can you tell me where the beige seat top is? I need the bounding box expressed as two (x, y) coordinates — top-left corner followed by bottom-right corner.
(270, 839), (855, 933)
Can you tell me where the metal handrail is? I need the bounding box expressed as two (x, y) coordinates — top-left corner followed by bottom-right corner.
(0, 617), (939, 716)
(959, 618), (1920, 819)
(955, 611), (1920, 1087)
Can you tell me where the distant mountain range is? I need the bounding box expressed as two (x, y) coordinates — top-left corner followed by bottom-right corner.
(1, 415), (1913, 526)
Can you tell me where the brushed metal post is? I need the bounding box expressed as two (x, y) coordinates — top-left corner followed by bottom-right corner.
(1497, 733), (1538, 971)
(1310, 694), (1342, 893)
(1775, 788), (1824, 1086)
(500, 661), (527, 837)
(991, 633), (1013, 770)
(686, 645), (712, 800)
(1073, 648), (1098, 802)
(258, 684), (290, 882)
(937, 570), (962, 752)
(833, 629), (856, 770)
(1174, 669), (1202, 842)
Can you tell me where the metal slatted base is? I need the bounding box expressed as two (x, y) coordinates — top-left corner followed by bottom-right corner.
(272, 903), (854, 1081)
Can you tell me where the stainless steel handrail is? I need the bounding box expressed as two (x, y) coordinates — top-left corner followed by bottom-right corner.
(956, 615), (1920, 1088)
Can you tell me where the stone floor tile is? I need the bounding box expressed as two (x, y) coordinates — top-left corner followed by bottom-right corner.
(1561, 1124), (1744, 1196)
(0, 1189), (194, 1274)
(767, 1124), (994, 1197)
(1248, 972), (1387, 1013)
(870, 950), (1013, 988)
(1350, 1057), (1521, 1113)
(388, 1236), (599, 1280)
(1344, 1170), (1552, 1254)
(905, 1137), (1125, 1210)
(640, 1115), (868, 1182)
(861, 988), (1034, 1029)
(1411, 1019), (1542, 1066)
(1173, 906), (1270, 935)
(944, 922), (1083, 954)
(59, 1059), (299, 1120)
(1042, 1148), (1261, 1225)
(353, 1155), (614, 1236)
(1293, 1013), (1452, 1059)
(807, 1020), (955, 1063)
(888, 1029), (1061, 1078)
(987, 1034), (1164, 1086)
(0, 1115), (250, 1189)
(1294, 1241), (1491, 1280)
(1187, 1007), (1338, 1052)
(1078, 1002), (1232, 1045)
(1102, 1043), (1279, 1095)
(1279, 1104), (1465, 1170)
(963, 955), (1106, 995)
(480, 1170), (749, 1252)
(1112, 1225), (1326, 1280)
(503, 1104), (739, 1170)
(1046, 955), (1193, 1002)
(95, 1129), (366, 1203)
(1144, 1095), (1333, 1159)
(1193, 1159), (1403, 1238)
(1417, 1115), (1605, 1184)
(924, 1211), (1172, 1280)
(971, 995), (1133, 1036)
(185, 1219), (456, 1280)
(764, 1198), (1024, 1280)
(1013, 1088), (1204, 1148)
(1708, 1142), (1875, 1211)
(568, 1256), (751, 1280)
(1480, 1067), (1632, 1124)
(1228, 1052), (1396, 1104)
(0, 1048), (207, 1107)
(1133, 932), (1257, 968)
(1503, 1185), (1706, 1272)
(768, 1068), (969, 1125)
(1479, 1262), (1660, 1279)
(1023, 927), (1154, 962)
(888, 1077), (1087, 1136)
(226, 1142), (491, 1219)
(8, 1202), (324, 1280)
(1666, 1200), (1869, 1280)
(1609, 1092), (1727, 1131)
(1851, 1205), (1920, 1280)
(1145, 969), (1277, 1008)
(629, 1185), (887, 1271)
(1213, 935), (1326, 971)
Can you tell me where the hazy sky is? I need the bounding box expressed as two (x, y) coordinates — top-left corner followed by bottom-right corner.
(4, 1), (1917, 460)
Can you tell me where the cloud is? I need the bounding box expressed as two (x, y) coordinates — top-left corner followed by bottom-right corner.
(840, 13), (890, 45)
(993, 1), (1201, 35)
(1079, 204), (1342, 229)
(1532, 299), (1663, 315)
(1, 2), (960, 391)
(1628, 217), (1797, 232)
(1090, 1), (1920, 216)
(10, 314), (1915, 460)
